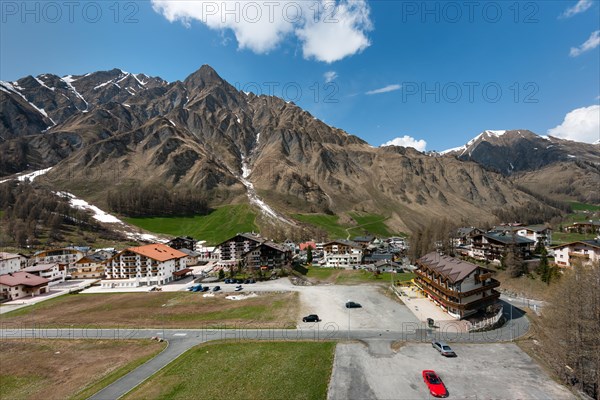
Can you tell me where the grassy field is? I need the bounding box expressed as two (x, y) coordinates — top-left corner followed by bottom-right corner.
(124, 341), (336, 400)
(293, 212), (398, 240)
(0, 339), (165, 400)
(569, 202), (600, 212)
(305, 266), (414, 285)
(1, 292), (299, 329)
(552, 231), (597, 244)
(292, 214), (349, 238)
(348, 212), (393, 237)
(124, 204), (257, 245)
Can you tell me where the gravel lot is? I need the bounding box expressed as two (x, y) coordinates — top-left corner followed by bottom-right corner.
(328, 342), (574, 400)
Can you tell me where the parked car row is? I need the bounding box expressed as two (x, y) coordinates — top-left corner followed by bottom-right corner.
(224, 278), (256, 284)
(187, 284), (209, 292)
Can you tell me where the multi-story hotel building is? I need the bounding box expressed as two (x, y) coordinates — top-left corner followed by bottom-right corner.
(415, 252), (501, 319)
(103, 244), (188, 288)
(216, 233), (263, 267)
(322, 240), (363, 268)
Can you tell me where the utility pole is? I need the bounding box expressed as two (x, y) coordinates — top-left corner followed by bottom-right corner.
(347, 300), (350, 340)
(510, 302), (513, 341)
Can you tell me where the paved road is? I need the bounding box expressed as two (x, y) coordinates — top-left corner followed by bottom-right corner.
(0, 303), (531, 400)
(0, 292), (533, 399)
(500, 293), (545, 315)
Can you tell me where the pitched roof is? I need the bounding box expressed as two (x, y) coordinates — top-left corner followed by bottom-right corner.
(23, 263), (58, 272)
(178, 248), (201, 257)
(260, 241), (288, 253)
(0, 252), (23, 261)
(483, 232), (535, 245)
(522, 225), (551, 232)
(214, 233), (263, 248)
(418, 252), (486, 284)
(324, 239), (362, 249)
(552, 239), (600, 250)
(353, 235), (375, 242)
(76, 252), (110, 264)
(299, 241), (316, 251)
(0, 271), (49, 287)
(127, 244), (187, 262)
(572, 220), (600, 226)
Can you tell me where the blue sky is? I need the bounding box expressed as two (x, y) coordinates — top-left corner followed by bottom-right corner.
(1, 0), (599, 149)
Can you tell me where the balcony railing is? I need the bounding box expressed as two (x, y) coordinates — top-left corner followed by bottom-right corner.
(568, 252), (589, 258)
(415, 271), (500, 298)
(420, 286), (501, 311)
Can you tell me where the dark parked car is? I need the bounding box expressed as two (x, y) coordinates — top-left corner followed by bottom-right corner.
(212, 286), (221, 292)
(244, 279), (250, 284)
(302, 314), (320, 322)
(432, 341), (456, 357)
(248, 278), (255, 283)
(236, 279), (243, 284)
(345, 301), (362, 308)
(224, 279), (231, 284)
(202, 286), (209, 292)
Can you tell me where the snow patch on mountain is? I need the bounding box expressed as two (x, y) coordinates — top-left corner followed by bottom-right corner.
(34, 76), (54, 91)
(484, 130), (507, 137)
(0, 81), (55, 126)
(57, 191), (122, 224)
(54, 191), (165, 242)
(0, 167), (53, 184)
(61, 75), (89, 110)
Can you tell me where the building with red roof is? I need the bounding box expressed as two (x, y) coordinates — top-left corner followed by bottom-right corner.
(103, 244), (189, 288)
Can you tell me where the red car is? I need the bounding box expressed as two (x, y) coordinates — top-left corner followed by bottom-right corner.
(422, 370), (448, 398)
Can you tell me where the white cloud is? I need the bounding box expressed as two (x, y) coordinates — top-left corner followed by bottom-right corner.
(296, 0), (372, 63)
(381, 135), (427, 152)
(324, 71), (338, 83)
(366, 84), (401, 95)
(547, 105), (600, 143)
(560, 0), (593, 18)
(151, 0), (373, 63)
(570, 30), (600, 57)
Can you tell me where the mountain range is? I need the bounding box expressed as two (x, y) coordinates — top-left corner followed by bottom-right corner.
(1, 65), (598, 234)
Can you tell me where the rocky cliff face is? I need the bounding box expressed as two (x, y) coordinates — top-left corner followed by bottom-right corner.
(441, 129), (600, 174)
(440, 129), (600, 205)
(2, 65), (588, 232)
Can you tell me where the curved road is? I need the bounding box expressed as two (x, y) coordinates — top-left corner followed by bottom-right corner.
(0, 301), (531, 400)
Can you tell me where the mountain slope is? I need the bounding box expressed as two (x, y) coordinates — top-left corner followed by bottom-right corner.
(1, 66), (570, 233)
(442, 129), (600, 174)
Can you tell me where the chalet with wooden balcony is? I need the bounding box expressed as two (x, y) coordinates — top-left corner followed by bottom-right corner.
(552, 239), (600, 267)
(415, 252), (501, 319)
(565, 220), (600, 234)
(216, 233), (263, 267)
(469, 232), (534, 262)
(103, 244), (188, 288)
(243, 241), (292, 271)
(322, 240), (363, 268)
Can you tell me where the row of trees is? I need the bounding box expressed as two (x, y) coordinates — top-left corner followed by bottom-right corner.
(408, 218), (457, 261)
(541, 262), (600, 399)
(106, 185), (210, 217)
(492, 201), (563, 226)
(0, 181), (116, 248)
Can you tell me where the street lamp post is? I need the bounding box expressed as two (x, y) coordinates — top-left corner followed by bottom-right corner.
(510, 302), (513, 341)
(346, 300), (350, 340)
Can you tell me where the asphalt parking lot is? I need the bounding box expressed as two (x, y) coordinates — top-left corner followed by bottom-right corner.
(298, 285), (420, 331)
(328, 342), (574, 400)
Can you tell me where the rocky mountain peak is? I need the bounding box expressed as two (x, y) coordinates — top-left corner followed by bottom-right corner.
(184, 64), (226, 91)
